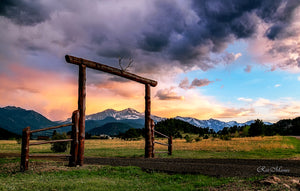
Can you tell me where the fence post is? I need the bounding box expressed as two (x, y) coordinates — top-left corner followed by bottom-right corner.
(145, 84), (152, 158)
(69, 110), (79, 167)
(151, 119), (155, 158)
(78, 63), (86, 166)
(20, 126), (30, 171)
(168, 136), (172, 155)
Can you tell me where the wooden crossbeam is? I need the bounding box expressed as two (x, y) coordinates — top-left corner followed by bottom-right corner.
(65, 55), (157, 87)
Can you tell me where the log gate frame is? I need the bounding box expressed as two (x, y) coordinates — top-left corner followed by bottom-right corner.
(20, 55), (171, 171)
(65, 55), (158, 161)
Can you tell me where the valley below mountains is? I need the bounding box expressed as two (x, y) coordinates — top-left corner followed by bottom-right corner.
(0, 106), (272, 137)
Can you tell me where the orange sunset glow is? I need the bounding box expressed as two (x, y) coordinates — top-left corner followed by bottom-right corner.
(0, 0), (300, 123)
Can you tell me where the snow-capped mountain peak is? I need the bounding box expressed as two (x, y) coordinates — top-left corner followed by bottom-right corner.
(85, 108), (163, 122)
(116, 108), (143, 120)
(86, 109), (118, 120)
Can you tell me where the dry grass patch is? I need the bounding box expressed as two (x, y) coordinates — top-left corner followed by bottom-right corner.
(0, 140), (21, 153)
(0, 136), (297, 159)
(85, 136), (294, 152)
(85, 139), (145, 149)
(172, 136), (294, 152)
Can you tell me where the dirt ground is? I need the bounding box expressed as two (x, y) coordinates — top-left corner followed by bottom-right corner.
(84, 157), (300, 177)
(1, 153), (300, 177)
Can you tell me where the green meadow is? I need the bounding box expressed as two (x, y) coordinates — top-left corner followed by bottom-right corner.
(0, 136), (299, 190)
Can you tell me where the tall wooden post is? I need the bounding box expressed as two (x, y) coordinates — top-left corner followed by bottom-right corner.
(168, 136), (173, 155)
(69, 110), (79, 167)
(151, 119), (155, 158)
(145, 84), (152, 158)
(20, 126), (30, 171)
(78, 63), (86, 166)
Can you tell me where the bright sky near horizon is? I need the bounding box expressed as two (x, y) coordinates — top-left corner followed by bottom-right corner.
(0, 0), (300, 123)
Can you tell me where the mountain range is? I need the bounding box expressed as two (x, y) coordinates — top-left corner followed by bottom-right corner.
(0, 106), (272, 136)
(85, 108), (272, 133)
(175, 116), (273, 132)
(0, 106), (57, 136)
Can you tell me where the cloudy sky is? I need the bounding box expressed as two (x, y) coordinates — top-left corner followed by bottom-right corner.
(0, 0), (300, 122)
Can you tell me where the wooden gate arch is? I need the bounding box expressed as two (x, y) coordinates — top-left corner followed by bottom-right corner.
(65, 55), (157, 164)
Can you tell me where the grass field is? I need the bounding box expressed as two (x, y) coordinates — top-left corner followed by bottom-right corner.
(1, 136), (299, 190)
(0, 159), (247, 191)
(1, 136), (299, 159)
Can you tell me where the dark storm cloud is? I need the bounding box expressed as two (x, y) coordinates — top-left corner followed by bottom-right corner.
(133, 0), (300, 69)
(192, 0), (260, 38)
(0, 0), (50, 25)
(202, 0), (299, 41)
(257, 0), (300, 40)
(256, 0), (298, 23)
(193, 0), (300, 41)
(1, 0), (299, 75)
(138, 32), (169, 52)
(158, 0), (262, 64)
(265, 24), (285, 40)
(138, 1), (185, 52)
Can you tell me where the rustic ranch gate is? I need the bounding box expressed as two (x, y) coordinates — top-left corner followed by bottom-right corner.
(65, 55), (158, 161)
(20, 55), (173, 171)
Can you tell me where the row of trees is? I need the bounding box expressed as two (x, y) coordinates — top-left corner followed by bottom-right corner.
(117, 128), (144, 140)
(117, 119), (214, 140)
(219, 118), (300, 137)
(154, 118), (215, 138)
(118, 117), (300, 140)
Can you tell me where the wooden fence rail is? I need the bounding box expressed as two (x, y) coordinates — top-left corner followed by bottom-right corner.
(154, 141), (169, 146)
(153, 130), (169, 138)
(29, 139), (73, 146)
(29, 154), (72, 157)
(30, 123), (74, 133)
(150, 119), (172, 157)
(20, 110), (79, 172)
